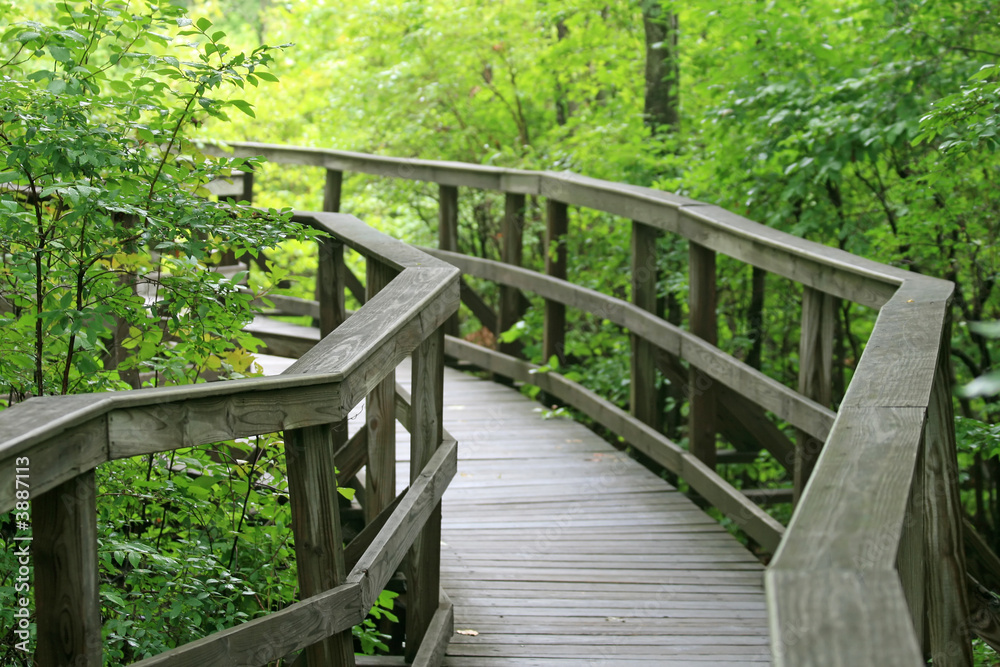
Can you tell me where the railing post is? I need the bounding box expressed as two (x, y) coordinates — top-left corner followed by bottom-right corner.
(34, 471), (102, 666)
(285, 424), (355, 666)
(365, 258), (398, 522)
(688, 242), (717, 468)
(439, 185), (459, 338)
(924, 336), (973, 666)
(324, 169), (343, 213)
(316, 169), (346, 334)
(746, 266), (766, 370)
(318, 238), (347, 337)
(544, 199), (568, 365)
(631, 220), (661, 432)
(499, 193), (525, 357)
(406, 325), (445, 661)
(794, 286), (834, 503)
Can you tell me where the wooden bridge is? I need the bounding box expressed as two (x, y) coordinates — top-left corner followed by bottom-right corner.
(0, 144), (974, 665)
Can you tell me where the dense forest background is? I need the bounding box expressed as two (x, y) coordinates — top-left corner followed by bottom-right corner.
(1, 0), (1000, 663)
(187, 0), (1000, 527)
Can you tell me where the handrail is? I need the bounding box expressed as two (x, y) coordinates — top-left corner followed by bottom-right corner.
(199, 141), (971, 666)
(0, 211), (460, 665)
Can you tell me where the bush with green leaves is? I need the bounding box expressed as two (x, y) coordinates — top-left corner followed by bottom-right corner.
(0, 1), (394, 663)
(0, 0), (311, 400)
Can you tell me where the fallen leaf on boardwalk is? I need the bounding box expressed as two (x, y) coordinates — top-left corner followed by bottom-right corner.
(456, 629), (479, 636)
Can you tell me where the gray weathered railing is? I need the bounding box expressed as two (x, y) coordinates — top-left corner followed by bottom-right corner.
(0, 212), (460, 666)
(203, 141), (971, 665)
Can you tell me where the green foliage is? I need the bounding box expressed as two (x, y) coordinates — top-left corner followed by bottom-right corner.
(0, 0), (310, 399)
(0, 1), (385, 662)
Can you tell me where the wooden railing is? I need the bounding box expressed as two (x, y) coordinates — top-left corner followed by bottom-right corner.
(203, 142), (971, 665)
(0, 212), (460, 665)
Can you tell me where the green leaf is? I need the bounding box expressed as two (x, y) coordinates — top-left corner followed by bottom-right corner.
(195, 17), (212, 32)
(230, 100), (255, 118)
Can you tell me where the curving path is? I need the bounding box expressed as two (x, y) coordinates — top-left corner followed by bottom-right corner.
(259, 353), (770, 665)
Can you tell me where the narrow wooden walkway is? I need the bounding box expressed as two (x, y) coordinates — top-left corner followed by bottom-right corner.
(261, 354), (770, 665)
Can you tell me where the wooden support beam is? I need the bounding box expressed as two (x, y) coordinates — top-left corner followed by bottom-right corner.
(688, 242), (717, 469)
(631, 220), (661, 432)
(794, 286), (834, 503)
(318, 239), (347, 337)
(439, 185), (459, 338)
(406, 327), (445, 662)
(544, 199), (568, 365)
(34, 471), (102, 667)
(324, 169), (343, 213)
(365, 258), (398, 522)
(747, 266), (766, 370)
(499, 193), (525, 357)
(285, 424), (355, 666)
(459, 277), (498, 335)
(923, 343), (973, 666)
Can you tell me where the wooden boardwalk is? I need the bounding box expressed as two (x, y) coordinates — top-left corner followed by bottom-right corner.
(260, 352), (770, 665)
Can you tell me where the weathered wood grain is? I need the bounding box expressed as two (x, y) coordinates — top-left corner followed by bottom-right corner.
(794, 286), (834, 503)
(924, 347), (973, 666)
(688, 242), (717, 468)
(347, 436), (456, 608)
(766, 569), (922, 666)
(631, 220), (661, 432)
(439, 185), (460, 338)
(318, 237), (347, 336)
(460, 277), (498, 334)
(210, 142), (911, 305)
(411, 590), (454, 667)
(443, 338), (783, 552)
(366, 259), (399, 522)
(285, 423), (355, 665)
(499, 193), (525, 357)
(205, 141), (542, 193)
(407, 327), (446, 661)
(543, 199), (568, 365)
(131, 583), (363, 667)
(325, 169), (343, 213)
(34, 472), (102, 667)
(0, 417), (106, 514)
(421, 247), (835, 439)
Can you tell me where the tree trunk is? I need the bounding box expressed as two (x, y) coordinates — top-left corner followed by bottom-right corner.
(642, 1), (680, 134)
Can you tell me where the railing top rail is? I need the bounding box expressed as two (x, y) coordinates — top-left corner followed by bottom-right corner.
(0, 211), (459, 512)
(195, 142), (965, 665)
(205, 141), (943, 309)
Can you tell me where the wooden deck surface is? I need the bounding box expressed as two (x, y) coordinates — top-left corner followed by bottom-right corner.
(259, 353), (771, 665)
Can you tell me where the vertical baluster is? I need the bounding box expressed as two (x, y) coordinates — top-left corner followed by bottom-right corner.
(317, 238), (347, 337)
(631, 220), (660, 431)
(923, 329), (972, 666)
(34, 471), (102, 666)
(324, 169), (343, 214)
(746, 266), (766, 370)
(794, 286), (834, 502)
(406, 326), (445, 661)
(688, 242), (717, 468)
(543, 199), (568, 365)
(365, 258), (398, 522)
(315, 169), (346, 334)
(898, 442), (926, 653)
(439, 185), (459, 338)
(499, 193), (525, 357)
(241, 168), (254, 206)
(285, 423), (355, 666)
